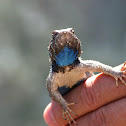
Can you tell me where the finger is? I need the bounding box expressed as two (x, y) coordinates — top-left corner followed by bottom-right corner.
(74, 97), (126, 126)
(44, 73), (126, 126)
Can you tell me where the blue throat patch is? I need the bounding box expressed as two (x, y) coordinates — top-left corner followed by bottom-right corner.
(55, 46), (78, 66)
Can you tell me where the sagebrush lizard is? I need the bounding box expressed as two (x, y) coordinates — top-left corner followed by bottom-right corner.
(46, 28), (126, 126)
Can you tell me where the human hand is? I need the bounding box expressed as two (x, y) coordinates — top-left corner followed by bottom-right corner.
(43, 64), (126, 126)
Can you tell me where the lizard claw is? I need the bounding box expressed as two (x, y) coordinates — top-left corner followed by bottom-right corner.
(121, 61), (126, 71)
(62, 103), (78, 126)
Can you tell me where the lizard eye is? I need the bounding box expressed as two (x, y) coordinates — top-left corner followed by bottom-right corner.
(52, 31), (59, 40)
(70, 29), (74, 34)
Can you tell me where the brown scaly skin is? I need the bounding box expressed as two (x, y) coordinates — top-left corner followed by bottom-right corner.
(46, 28), (126, 126)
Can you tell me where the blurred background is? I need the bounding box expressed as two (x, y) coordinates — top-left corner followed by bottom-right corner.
(0, 0), (126, 126)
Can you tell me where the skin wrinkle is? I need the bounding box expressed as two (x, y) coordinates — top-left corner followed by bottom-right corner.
(96, 75), (111, 104)
(104, 101), (118, 126)
(90, 111), (99, 126)
(79, 84), (86, 109)
(102, 106), (112, 126)
(84, 76), (99, 110)
(90, 79), (100, 107)
(98, 108), (107, 126)
(83, 81), (94, 108)
(93, 74), (105, 106)
(88, 109), (107, 126)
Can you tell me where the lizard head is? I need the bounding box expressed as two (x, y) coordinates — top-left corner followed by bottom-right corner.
(48, 28), (82, 67)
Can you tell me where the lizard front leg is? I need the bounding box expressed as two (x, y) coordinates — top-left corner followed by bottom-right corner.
(46, 75), (78, 126)
(81, 60), (126, 87)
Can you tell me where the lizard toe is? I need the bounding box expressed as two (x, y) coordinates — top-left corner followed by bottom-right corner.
(119, 77), (126, 86)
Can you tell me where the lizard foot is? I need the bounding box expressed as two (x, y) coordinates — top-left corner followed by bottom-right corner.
(62, 102), (78, 126)
(113, 71), (126, 87)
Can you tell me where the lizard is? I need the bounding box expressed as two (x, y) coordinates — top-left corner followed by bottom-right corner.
(46, 28), (126, 126)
